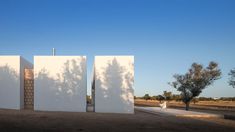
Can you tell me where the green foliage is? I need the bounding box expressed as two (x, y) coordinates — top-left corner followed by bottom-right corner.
(156, 95), (165, 102)
(169, 61), (221, 110)
(172, 94), (182, 101)
(219, 97), (235, 101)
(138, 91), (180, 102)
(228, 68), (235, 88)
(150, 96), (158, 100)
(198, 97), (214, 101)
(163, 91), (172, 101)
(143, 94), (151, 100)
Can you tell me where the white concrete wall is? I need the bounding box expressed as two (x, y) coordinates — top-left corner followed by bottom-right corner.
(0, 56), (32, 109)
(93, 56), (134, 114)
(34, 56), (87, 112)
(0, 56), (20, 109)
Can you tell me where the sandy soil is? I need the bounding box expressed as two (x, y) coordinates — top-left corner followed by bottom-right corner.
(0, 109), (235, 132)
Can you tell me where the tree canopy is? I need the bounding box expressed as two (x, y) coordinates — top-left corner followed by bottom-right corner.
(143, 94), (151, 100)
(170, 61), (221, 110)
(228, 68), (235, 88)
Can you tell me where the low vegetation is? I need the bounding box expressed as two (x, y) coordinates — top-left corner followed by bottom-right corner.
(229, 68), (235, 88)
(136, 95), (235, 102)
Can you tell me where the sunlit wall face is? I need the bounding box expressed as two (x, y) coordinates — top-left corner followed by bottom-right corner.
(34, 56), (87, 112)
(0, 56), (20, 109)
(94, 56), (134, 114)
(0, 56), (32, 109)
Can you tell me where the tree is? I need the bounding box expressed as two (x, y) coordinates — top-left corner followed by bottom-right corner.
(169, 62), (221, 111)
(172, 94), (182, 102)
(157, 95), (165, 103)
(143, 94), (151, 101)
(228, 68), (235, 88)
(163, 91), (172, 101)
(151, 96), (158, 100)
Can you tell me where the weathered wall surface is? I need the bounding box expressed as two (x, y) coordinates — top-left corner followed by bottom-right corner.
(34, 56), (87, 112)
(93, 56), (134, 114)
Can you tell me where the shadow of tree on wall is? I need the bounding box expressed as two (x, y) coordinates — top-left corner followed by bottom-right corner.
(0, 65), (19, 107)
(55, 57), (86, 103)
(35, 68), (56, 108)
(96, 58), (134, 113)
(0, 65), (18, 83)
(34, 57), (86, 110)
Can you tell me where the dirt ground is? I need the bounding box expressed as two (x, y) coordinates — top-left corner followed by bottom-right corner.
(0, 109), (235, 132)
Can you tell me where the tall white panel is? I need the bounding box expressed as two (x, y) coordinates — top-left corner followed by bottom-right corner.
(34, 56), (87, 112)
(0, 56), (32, 109)
(93, 56), (134, 114)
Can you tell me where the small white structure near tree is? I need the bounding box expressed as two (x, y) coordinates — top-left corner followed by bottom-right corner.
(0, 56), (33, 109)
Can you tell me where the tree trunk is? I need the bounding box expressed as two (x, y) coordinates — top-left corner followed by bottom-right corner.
(185, 102), (190, 111)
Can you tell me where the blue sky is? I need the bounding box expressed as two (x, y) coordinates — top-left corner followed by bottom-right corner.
(0, 0), (235, 97)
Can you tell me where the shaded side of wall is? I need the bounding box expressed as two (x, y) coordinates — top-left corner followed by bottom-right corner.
(20, 57), (33, 109)
(91, 63), (95, 111)
(34, 56), (87, 112)
(24, 69), (34, 109)
(94, 56), (134, 114)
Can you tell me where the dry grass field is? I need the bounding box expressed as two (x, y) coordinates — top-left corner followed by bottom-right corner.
(135, 99), (235, 115)
(135, 99), (235, 107)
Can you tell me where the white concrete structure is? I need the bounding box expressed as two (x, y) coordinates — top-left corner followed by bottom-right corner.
(92, 56), (134, 114)
(34, 56), (87, 112)
(0, 56), (33, 109)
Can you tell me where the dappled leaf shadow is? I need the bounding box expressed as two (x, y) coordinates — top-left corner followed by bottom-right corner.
(0, 65), (19, 108)
(34, 68), (56, 108)
(34, 57), (86, 111)
(95, 58), (134, 113)
(55, 57), (86, 103)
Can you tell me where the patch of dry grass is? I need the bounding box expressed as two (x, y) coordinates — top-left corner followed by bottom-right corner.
(135, 99), (235, 113)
